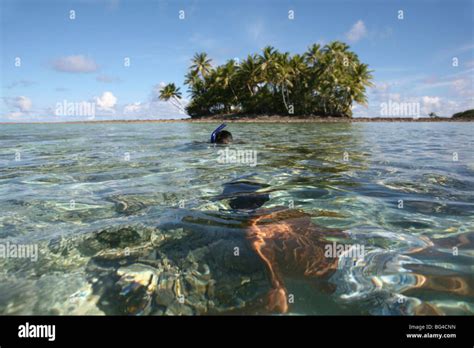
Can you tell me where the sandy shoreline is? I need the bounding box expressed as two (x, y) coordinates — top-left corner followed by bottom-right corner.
(1, 116), (472, 124)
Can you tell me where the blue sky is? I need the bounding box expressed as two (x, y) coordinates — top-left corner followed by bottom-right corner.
(1, 0), (473, 121)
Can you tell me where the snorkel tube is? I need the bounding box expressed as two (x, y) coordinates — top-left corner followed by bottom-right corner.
(210, 123), (227, 143)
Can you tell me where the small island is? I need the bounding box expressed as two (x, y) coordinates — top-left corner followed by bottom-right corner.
(159, 41), (373, 119)
(451, 109), (474, 120)
(158, 42), (472, 122)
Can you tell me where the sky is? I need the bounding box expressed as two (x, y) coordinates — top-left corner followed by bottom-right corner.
(0, 0), (473, 121)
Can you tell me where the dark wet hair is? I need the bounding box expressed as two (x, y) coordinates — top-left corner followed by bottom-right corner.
(215, 130), (233, 144)
(229, 193), (269, 210)
(219, 181), (270, 210)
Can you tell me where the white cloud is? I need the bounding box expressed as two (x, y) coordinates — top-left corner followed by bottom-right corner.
(120, 83), (189, 119)
(422, 96), (441, 106)
(420, 96), (473, 117)
(97, 84), (188, 119)
(14, 96), (32, 112)
(120, 100), (188, 119)
(95, 91), (117, 112)
(354, 67), (473, 118)
(1, 85), (191, 122)
(124, 102), (145, 114)
(1, 96), (33, 119)
(345, 91), (474, 118)
(421, 96), (441, 114)
(3, 96), (32, 113)
(52, 55), (98, 73)
(416, 72), (472, 97)
(345, 20), (368, 43)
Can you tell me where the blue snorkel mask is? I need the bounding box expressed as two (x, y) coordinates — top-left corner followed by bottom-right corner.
(210, 123), (227, 143)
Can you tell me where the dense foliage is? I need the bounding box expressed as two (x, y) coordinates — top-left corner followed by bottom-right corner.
(159, 41), (374, 118)
(452, 109), (474, 119)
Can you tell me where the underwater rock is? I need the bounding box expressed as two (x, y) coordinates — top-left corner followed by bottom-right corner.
(205, 238), (263, 274)
(155, 269), (180, 308)
(76, 225), (162, 257)
(116, 263), (159, 315)
(2, 201), (292, 316)
(155, 287), (175, 307)
(165, 301), (194, 316)
(0, 276), (38, 315)
(184, 269), (209, 295)
(153, 259), (212, 315)
(78, 220), (271, 315)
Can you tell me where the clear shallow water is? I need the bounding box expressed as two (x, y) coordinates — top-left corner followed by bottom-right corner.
(0, 122), (473, 315)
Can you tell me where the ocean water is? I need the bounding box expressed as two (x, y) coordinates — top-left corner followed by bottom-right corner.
(0, 122), (473, 315)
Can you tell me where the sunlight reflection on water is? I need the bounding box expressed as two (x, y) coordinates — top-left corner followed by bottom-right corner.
(0, 122), (473, 315)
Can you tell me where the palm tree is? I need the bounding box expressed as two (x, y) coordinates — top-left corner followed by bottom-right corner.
(258, 46), (280, 89)
(324, 41), (350, 59)
(173, 42), (374, 118)
(290, 54), (307, 77)
(238, 54), (260, 96)
(184, 69), (201, 88)
(274, 53), (294, 113)
(216, 60), (239, 108)
(347, 63), (373, 113)
(259, 46), (277, 71)
(288, 54), (309, 114)
(190, 52), (212, 78)
(315, 41), (359, 116)
(158, 83), (184, 113)
(304, 43), (322, 67)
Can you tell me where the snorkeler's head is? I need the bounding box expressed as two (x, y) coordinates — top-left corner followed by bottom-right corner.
(210, 123), (233, 144)
(215, 130), (233, 144)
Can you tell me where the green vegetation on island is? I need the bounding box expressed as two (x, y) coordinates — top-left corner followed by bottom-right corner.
(159, 41), (374, 118)
(452, 109), (474, 120)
